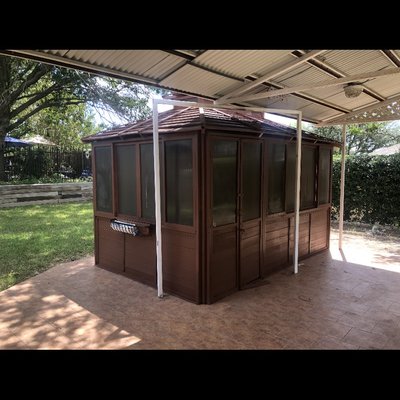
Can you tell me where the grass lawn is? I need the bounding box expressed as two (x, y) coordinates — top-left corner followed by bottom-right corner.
(0, 202), (93, 291)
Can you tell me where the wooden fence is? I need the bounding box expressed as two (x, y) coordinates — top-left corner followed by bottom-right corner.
(0, 182), (93, 208)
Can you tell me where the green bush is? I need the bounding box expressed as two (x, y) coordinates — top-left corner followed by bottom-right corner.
(332, 153), (400, 226)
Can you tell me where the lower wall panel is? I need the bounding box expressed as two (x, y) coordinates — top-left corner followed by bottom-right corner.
(264, 207), (330, 274)
(162, 228), (200, 303)
(95, 217), (199, 303)
(125, 233), (156, 286)
(98, 218), (124, 272)
(310, 208), (329, 253)
(264, 215), (289, 274)
(209, 226), (238, 303)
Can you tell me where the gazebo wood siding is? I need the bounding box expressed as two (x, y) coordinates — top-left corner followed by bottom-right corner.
(84, 107), (337, 304)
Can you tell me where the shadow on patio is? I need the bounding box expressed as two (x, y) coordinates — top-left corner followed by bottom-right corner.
(1, 230), (400, 349)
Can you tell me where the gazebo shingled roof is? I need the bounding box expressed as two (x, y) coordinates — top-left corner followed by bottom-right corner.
(83, 106), (340, 146)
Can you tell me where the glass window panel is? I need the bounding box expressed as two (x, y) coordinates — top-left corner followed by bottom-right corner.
(212, 140), (237, 226)
(95, 146), (112, 213)
(165, 139), (193, 226)
(116, 145), (136, 216)
(242, 142), (261, 221)
(140, 144), (155, 219)
(318, 147), (330, 205)
(267, 143), (285, 214)
(301, 146), (316, 209)
(285, 144), (296, 212)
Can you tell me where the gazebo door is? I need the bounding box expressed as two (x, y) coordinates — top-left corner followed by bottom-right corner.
(208, 138), (262, 301)
(239, 140), (262, 287)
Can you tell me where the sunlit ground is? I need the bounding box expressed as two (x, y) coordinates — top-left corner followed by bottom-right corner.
(2, 228), (400, 349)
(330, 229), (400, 273)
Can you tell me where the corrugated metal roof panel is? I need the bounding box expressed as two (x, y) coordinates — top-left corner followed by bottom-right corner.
(141, 55), (184, 80)
(323, 92), (378, 111)
(262, 95), (315, 110)
(274, 64), (332, 87)
(321, 50), (391, 75)
(363, 75), (400, 98)
(194, 50), (293, 79)
(55, 50), (182, 79)
(255, 54), (306, 77)
(296, 103), (341, 121)
(161, 64), (243, 97)
(63, 50), (110, 64)
(44, 50), (68, 57)
(305, 86), (343, 100)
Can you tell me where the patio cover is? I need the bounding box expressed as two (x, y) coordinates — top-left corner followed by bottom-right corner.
(2, 50), (400, 125)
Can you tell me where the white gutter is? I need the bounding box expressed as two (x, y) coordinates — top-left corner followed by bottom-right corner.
(152, 99), (302, 298)
(339, 124), (346, 250)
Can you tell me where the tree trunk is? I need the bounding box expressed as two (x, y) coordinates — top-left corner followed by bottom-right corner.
(0, 56), (11, 181)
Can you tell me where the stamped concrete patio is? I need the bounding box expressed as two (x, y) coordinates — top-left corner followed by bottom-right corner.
(1, 229), (400, 350)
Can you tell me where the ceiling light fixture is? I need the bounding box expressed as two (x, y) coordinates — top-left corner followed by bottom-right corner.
(344, 83), (364, 98)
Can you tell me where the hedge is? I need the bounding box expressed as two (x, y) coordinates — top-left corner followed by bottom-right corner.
(332, 153), (400, 225)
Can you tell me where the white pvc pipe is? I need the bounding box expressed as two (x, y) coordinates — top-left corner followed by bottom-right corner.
(152, 99), (163, 298)
(293, 112), (302, 274)
(339, 124), (346, 250)
(151, 97), (302, 298)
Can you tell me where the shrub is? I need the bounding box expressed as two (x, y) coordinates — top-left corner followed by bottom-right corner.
(332, 153), (400, 226)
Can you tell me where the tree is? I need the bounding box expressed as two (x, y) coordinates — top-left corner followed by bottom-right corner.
(312, 122), (400, 155)
(0, 55), (152, 180)
(15, 104), (99, 150)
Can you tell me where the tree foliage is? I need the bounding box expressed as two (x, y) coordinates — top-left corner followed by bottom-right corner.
(312, 122), (400, 155)
(0, 55), (152, 179)
(15, 105), (99, 150)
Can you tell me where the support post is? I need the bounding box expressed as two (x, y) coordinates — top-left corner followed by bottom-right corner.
(152, 99), (163, 297)
(293, 112), (302, 274)
(339, 124), (346, 250)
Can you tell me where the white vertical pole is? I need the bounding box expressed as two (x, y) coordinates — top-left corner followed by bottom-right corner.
(152, 99), (163, 298)
(293, 112), (302, 274)
(339, 124), (346, 250)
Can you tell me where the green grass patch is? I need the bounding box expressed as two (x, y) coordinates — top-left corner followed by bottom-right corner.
(0, 202), (94, 291)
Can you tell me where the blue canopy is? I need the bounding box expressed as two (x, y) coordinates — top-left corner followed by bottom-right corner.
(4, 136), (32, 148)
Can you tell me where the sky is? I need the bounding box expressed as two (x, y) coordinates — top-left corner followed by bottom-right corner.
(265, 113), (313, 130)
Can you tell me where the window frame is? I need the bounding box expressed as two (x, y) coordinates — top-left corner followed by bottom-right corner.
(139, 140), (157, 223)
(114, 142), (140, 220)
(93, 143), (114, 218)
(265, 140), (329, 217)
(300, 144), (317, 211)
(265, 139), (287, 216)
(162, 134), (197, 233)
(317, 145), (332, 207)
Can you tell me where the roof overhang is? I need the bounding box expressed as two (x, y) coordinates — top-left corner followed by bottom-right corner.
(3, 49), (400, 126)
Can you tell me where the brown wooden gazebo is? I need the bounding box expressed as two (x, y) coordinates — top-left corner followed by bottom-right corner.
(83, 105), (338, 303)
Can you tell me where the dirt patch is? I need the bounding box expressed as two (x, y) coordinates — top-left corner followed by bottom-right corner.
(331, 220), (400, 242)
